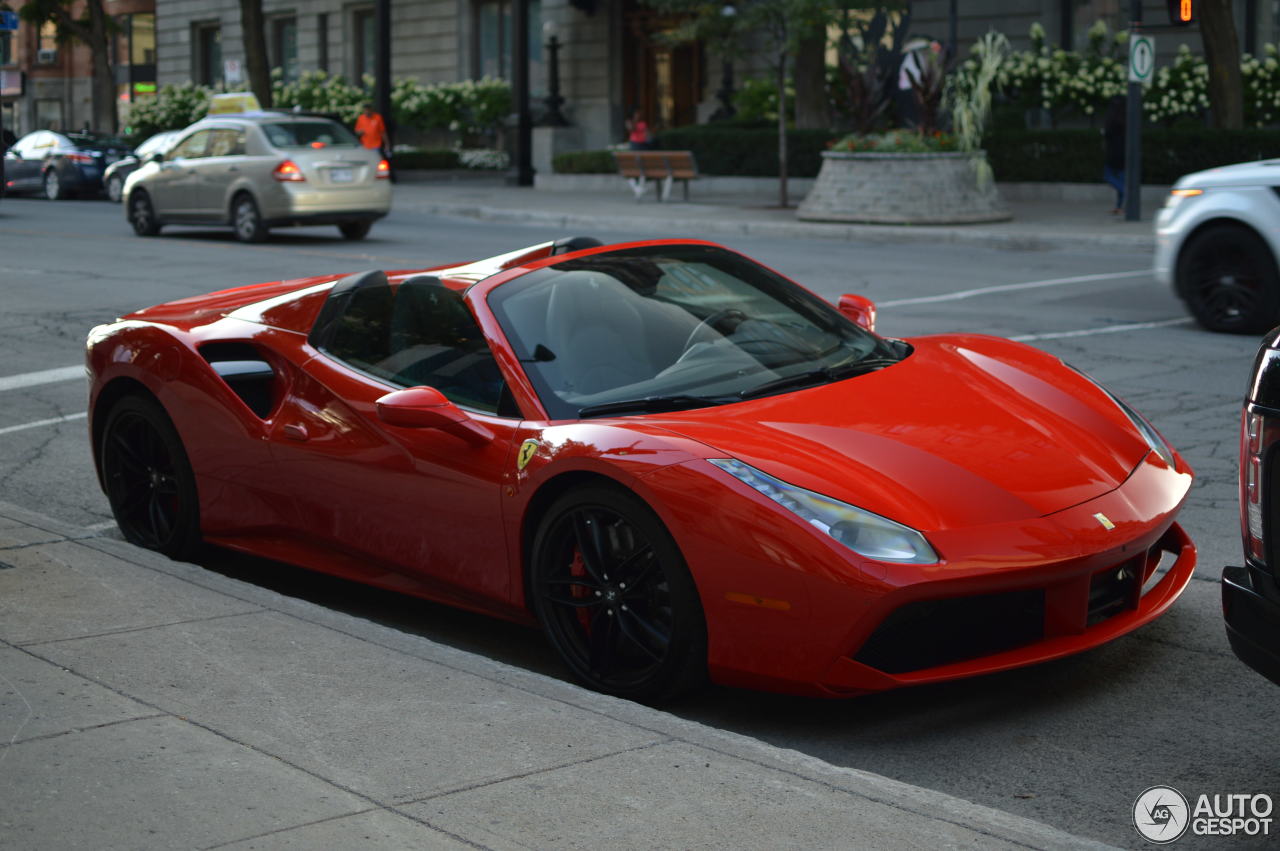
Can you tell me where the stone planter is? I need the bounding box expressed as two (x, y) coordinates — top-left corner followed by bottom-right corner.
(797, 150), (1010, 225)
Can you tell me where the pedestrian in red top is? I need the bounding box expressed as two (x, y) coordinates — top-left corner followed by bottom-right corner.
(626, 110), (651, 150)
(355, 102), (393, 181)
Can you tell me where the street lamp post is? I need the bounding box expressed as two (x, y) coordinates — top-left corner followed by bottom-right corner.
(710, 4), (737, 122)
(542, 21), (569, 126)
(507, 0), (534, 186)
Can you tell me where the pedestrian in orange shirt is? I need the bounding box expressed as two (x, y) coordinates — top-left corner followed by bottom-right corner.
(355, 102), (394, 181)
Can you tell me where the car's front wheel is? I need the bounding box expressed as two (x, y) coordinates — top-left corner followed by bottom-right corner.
(43, 169), (66, 201)
(232, 193), (268, 243)
(338, 220), (372, 240)
(100, 394), (201, 560)
(529, 485), (707, 703)
(106, 173), (124, 203)
(129, 191), (162, 236)
(1178, 224), (1280, 334)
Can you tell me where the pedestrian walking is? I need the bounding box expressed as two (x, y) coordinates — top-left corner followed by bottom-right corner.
(355, 102), (394, 182)
(1103, 95), (1126, 215)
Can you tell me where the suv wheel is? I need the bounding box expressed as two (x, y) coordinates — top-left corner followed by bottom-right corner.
(1178, 224), (1280, 334)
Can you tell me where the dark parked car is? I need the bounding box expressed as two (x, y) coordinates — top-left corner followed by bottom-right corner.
(1227, 327), (1280, 685)
(3, 130), (132, 199)
(103, 130), (181, 203)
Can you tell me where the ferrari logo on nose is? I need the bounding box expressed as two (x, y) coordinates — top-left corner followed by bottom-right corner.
(517, 439), (541, 471)
(1093, 512), (1116, 530)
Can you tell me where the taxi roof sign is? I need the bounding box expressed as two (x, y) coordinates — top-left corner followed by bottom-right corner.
(208, 92), (262, 115)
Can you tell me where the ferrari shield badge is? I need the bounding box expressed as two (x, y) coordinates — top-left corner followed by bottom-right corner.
(517, 439), (541, 471)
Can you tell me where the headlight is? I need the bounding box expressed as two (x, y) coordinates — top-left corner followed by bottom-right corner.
(708, 458), (938, 564)
(1064, 363), (1177, 468)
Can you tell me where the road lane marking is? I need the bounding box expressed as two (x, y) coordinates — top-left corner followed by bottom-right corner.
(1010, 317), (1193, 342)
(880, 269), (1150, 307)
(0, 412), (88, 436)
(0, 366), (85, 393)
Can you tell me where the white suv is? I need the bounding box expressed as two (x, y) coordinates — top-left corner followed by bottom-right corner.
(1155, 160), (1280, 334)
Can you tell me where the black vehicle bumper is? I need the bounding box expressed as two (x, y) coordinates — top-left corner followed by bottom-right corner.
(1223, 564), (1280, 686)
(264, 210), (387, 228)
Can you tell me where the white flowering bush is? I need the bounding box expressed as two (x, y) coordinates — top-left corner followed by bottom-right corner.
(124, 82), (213, 141)
(392, 77), (511, 140)
(273, 70), (370, 124)
(458, 148), (510, 169)
(1144, 44), (1209, 124)
(1243, 44), (1280, 126)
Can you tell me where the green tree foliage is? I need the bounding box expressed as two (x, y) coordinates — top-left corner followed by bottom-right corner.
(19, 0), (116, 132)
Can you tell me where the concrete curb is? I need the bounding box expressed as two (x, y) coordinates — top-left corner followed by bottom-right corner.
(397, 198), (1157, 253)
(0, 500), (1113, 850)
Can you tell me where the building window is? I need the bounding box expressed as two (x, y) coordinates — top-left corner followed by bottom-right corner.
(472, 0), (541, 85)
(352, 7), (375, 84)
(271, 16), (298, 83)
(193, 22), (223, 86)
(37, 22), (58, 64)
(0, 31), (12, 66)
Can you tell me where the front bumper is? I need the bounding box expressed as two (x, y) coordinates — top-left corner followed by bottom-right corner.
(1222, 563), (1280, 686)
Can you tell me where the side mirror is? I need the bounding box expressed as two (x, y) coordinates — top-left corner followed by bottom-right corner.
(375, 386), (492, 445)
(838, 294), (877, 333)
(147, 151), (165, 164)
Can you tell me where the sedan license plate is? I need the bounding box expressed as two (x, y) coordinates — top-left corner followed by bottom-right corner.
(329, 167), (354, 183)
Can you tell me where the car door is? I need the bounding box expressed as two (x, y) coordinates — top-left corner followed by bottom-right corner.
(266, 274), (521, 608)
(149, 129), (211, 218)
(5, 132), (48, 190)
(194, 127), (248, 217)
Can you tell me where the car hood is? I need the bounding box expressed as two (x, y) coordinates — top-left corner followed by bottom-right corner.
(1176, 158), (1280, 189)
(643, 335), (1151, 532)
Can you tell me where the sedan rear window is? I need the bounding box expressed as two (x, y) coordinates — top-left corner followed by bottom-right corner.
(261, 121), (359, 148)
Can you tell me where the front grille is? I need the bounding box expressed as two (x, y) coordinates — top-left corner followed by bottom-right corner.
(853, 589), (1045, 675)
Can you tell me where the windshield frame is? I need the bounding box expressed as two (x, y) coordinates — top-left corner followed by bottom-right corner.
(485, 243), (903, 420)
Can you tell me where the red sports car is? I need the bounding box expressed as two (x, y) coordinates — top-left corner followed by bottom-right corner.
(86, 238), (1197, 701)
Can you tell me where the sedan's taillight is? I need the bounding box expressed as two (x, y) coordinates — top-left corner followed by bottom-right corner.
(273, 160), (306, 182)
(66, 152), (95, 164)
(1242, 409), (1280, 565)
(376, 159), (391, 179)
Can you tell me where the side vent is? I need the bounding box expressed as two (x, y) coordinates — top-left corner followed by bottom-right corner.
(199, 342), (278, 418)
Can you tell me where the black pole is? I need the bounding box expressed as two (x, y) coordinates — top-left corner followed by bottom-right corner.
(1123, 0), (1142, 222)
(948, 0), (957, 60)
(375, 0), (393, 147)
(542, 35), (569, 126)
(510, 0), (533, 185)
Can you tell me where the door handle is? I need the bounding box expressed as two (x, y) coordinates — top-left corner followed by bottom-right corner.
(282, 423), (309, 441)
(227, 166), (239, 173)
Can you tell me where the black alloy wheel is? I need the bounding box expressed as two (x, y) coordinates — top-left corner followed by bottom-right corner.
(100, 395), (201, 560)
(1178, 224), (1280, 334)
(338, 220), (372, 240)
(232, 193), (268, 243)
(529, 485), (707, 702)
(43, 169), (65, 201)
(129, 191), (162, 236)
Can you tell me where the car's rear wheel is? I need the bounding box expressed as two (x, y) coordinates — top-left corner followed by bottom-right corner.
(43, 169), (66, 201)
(232, 193), (268, 243)
(1178, 224), (1280, 334)
(129, 191), (162, 236)
(338, 220), (372, 240)
(529, 485), (707, 703)
(106, 173), (124, 203)
(100, 395), (201, 560)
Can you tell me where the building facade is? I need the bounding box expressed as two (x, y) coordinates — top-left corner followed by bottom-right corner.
(1, 0), (157, 138)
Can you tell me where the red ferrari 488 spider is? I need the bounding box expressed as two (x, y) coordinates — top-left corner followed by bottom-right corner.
(87, 238), (1196, 700)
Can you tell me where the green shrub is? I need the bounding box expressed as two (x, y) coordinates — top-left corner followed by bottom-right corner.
(984, 127), (1280, 184)
(553, 150), (618, 173)
(394, 149), (462, 170)
(124, 82), (214, 142)
(832, 130), (958, 153)
(652, 125), (840, 177)
(274, 70), (369, 124)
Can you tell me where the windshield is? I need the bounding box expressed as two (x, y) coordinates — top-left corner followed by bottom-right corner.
(65, 133), (130, 151)
(136, 131), (179, 156)
(488, 244), (908, 419)
(261, 120), (359, 148)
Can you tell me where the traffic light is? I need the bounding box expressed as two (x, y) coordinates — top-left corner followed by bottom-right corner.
(1167, 0), (1195, 25)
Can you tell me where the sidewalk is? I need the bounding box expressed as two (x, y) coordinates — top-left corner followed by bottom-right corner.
(391, 178), (1160, 253)
(0, 500), (1110, 850)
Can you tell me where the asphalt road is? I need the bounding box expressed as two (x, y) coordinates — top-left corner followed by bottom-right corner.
(0, 192), (1273, 848)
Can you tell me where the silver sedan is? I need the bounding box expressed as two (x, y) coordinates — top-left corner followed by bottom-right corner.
(123, 114), (392, 242)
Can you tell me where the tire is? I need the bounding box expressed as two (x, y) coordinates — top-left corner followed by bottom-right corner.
(43, 169), (66, 201)
(1177, 224), (1280, 334)
(528, 484), (707, 703)
(232, 193), (268, 243)
(129, 191), (162, 236)
(106, 174), (124, 203)
(338, 220), (372, 240)
(100, 394), (201, 560)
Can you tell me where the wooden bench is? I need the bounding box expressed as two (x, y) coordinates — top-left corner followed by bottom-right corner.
(613, 150), (699, 202)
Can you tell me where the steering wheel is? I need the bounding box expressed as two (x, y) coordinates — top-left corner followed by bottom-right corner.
(682, 308), (748, 352)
